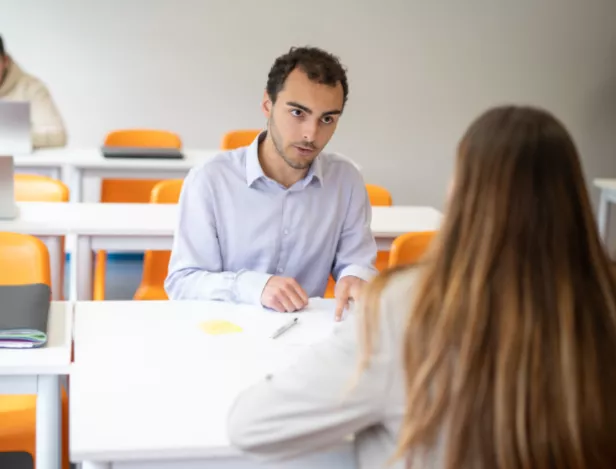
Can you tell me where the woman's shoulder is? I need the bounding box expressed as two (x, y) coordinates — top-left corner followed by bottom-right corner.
(359, 266), (420, 349)
(380, 266), (420, 328)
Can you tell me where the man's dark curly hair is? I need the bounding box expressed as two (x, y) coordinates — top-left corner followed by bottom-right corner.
(0, 35), (5, 58)
(266, 46), (349, 109)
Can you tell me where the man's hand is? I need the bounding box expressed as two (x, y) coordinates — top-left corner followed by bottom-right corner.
(261, 276), (309, 313)
(334, 276), (366, 321)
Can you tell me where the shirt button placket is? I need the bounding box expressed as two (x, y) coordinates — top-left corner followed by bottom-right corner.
(276, 193), (290, 275)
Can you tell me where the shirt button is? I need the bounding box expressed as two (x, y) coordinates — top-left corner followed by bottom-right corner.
(283, 229), (289, 235)
(277, 267), (283, 274)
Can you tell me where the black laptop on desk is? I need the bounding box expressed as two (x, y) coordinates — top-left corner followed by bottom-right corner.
(101, 146), (184, 160)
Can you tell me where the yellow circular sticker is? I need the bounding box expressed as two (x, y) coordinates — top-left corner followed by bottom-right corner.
(200, 320), (243, 335)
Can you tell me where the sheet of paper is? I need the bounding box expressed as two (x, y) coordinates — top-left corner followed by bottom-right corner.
(199, 319), (243, 336)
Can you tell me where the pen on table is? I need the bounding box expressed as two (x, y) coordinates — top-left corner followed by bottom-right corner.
(271, 317), (299, 339)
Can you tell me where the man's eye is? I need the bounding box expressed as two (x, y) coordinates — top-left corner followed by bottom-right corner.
(291, 109), (303, 117)
(321, 116), (334, 124)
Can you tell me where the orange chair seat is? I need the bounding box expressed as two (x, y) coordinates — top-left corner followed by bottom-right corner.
(0, 391), (69, 468)
(134, 285), (168, 301)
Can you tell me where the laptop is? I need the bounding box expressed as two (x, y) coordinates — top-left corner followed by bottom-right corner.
(101, 146), (184, 160)
(0, 101), (32, 155)
(0, 156), (19, 219)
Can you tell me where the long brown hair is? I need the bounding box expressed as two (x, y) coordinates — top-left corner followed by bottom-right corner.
(360, 106), (616, 468)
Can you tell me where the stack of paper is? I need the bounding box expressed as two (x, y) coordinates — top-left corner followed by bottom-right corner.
(0, 329), (47, 349)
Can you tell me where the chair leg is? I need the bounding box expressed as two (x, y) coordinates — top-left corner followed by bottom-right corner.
(92, 251), (107, 301)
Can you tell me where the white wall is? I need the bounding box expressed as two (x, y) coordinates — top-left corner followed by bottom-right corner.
(2, 0), (616, 214)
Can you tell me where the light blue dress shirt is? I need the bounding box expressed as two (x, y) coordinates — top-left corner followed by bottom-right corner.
(165, 132), (377, 305)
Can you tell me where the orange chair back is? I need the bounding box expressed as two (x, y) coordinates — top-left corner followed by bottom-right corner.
(133, 179), (184, 300)
(14, 174), (69, 202)
(388, 231), (437, 268)
(366, 184), (393, 206)
(104, 129), (181, 149)
(150, 178), (184, 203)
(0, 232), (50, 286)
(100, 129), (182, 203)
(13, 174), (68, 297)
(221, 130), (261, 150)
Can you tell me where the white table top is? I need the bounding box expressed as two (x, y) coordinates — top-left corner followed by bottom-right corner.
(594, 178), (616, 191)
(14, 147), (218, 171)
(0, 302), (72, 375)
(3, 202), (441, 238)
(70, 299), (343, 461)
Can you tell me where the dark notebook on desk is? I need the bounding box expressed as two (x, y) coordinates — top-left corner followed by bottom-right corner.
(0, 284), (50, 348)
(101, 146), (184, 160)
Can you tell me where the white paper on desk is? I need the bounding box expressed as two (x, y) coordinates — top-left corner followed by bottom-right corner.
(272, 297), (341, 346)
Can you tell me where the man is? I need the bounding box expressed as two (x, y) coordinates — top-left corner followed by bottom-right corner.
(165, 46), (377, 320)
(0, 35), (67, 148)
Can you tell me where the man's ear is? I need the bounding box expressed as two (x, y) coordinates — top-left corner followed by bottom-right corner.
(262, 90), (272, 118)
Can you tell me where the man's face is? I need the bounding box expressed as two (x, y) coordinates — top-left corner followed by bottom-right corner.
(262, 67), (344, 170)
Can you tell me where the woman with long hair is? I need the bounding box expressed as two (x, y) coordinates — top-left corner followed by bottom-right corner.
(228, 105), (616, 469)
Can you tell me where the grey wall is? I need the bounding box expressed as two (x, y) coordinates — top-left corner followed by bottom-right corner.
(2, 0), (616, 221)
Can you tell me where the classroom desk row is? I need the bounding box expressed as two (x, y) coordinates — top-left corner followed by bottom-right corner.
(1, 299), (354, 469)
(14, 148), (218, 202)
(14, 147), (358, 203)
(0, 202), (443, 301)
(14, 149), (615, 247)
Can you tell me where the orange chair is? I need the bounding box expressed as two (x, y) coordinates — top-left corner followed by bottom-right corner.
(388, 231), (437, 268)
(94, 130), (182, 300)
(220, 130), (261, 150)
(133, 179), (184, 300)
(14, 174), (70, 300)
(324, 184), (393, 298)
(366, 184), (393, 206)
(0, 233), (69, 469)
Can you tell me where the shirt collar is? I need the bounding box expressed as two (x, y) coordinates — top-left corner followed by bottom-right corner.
(245, 131), (267, 187)
(245, 131), (324, 189)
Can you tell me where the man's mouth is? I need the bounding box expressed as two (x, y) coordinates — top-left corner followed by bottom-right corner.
(294, 145), (315, 156)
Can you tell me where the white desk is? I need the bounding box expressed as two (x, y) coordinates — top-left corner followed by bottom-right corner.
(0, 302), (73, 469)
(14, 148), (218, 202)
(70, 299), (356, 469)
(595, 179), (616, 247)
(3, 202), (441, 300)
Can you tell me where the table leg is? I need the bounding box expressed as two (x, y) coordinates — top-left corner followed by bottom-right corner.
(36, 375), (61, 469)
(44, 236), (63, 301)
(73, 236), (93, 301)
(48, 166), (61, 181)
(376, 237), (393, 251)
(70, 167), (84, 203)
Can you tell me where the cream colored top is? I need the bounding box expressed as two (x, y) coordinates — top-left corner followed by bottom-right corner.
(227, 269), (443, 468)
(0, 57), (67, 148)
